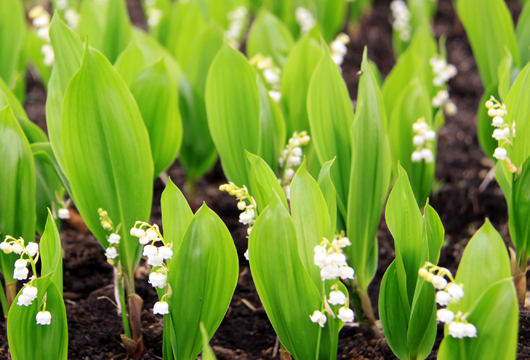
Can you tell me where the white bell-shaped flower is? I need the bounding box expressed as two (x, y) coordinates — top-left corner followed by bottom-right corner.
(14, 259), (27, 270)
(108, 234), (121, 244)
(309, 310), (327, 327)
(448, 321), (465, 338)
(22, 285), (38, 302)
(105, 247), (118, 259)
(158, 246), (173, 260)
(36, 310), (52, 325)
(239, 208), (255, 225)
(463, 323), (477, 338)
(146, 229), (158, 240)
(330, 253), (347, 267)
(411, 151), (423, 163)
(0, 242), (13, 254)
(13, 243), (24, 255)
(153, 301), (169, 315)
(13, 267), (29, 280)
(435, 291), (451, 306)
(337, 307), (355, 323)
(436, 308), (454, 323)
(446, 283), (464, 300)
(139, 236), (150, 245)
(328, 290), (346, 305)
(143, 245), (158, 257)
(58, 208), (70, 219)
(149, 272), (167, 289)
(147, 254), (164, 267)
(432, 275), (447, 290)
(338, 266), (355, 280)
(320, 264), (339, 280)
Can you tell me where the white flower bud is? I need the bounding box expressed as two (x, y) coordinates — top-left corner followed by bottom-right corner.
(492, 116), (504, 127)
(148, 272), (167, 289)
(158, 246), (173, 260)
(13, 243), (24, 255)
(284, 168), (295, 182)
(336, 237), (351, 248)
(338, 266), (355, 280)
(309, 310), (327, 327)
(448, 321), (465, 338)
(328, 290), (346, 305)
(108, 234), (121, 244)
(436, 308), (454, 323)
(463, 323), (477, 338)
(421, 148), (434, 163)
(146, 229), (158, 240)
(424, 130), (436, 141)
(36, 310), (52, 325)
(337, 307), (355, 323)
(268, 90), (281, 103)
(446, 283), (464, 300)
(0, 242), (12, 254)
(139, 236), (150, 245)
(413, 135), (425, 146)
(153, 301), (169, 315)
(432, 275), (447, 290)
(58, 208), (70, 219)
(488, 108), (497, 117)
(237, 201), (247, 211)
(436, 291), (451, 306)
(263, 69), (280, 85)
(411, 151), (423, 163)
(239, 208), (255, 225)
(292, 147), (303, 157)
(493, 147), (508, 160)
(485, 100), (495, 109)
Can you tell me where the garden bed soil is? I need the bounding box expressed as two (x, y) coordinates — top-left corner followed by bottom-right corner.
(1, 0), (528, 358)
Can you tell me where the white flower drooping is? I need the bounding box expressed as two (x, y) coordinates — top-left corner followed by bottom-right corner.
(58, 208), (70, 219)
(430, 55), (458, 115)
(249, 54), (282, 103)
(411, 118), (436, 164)
(390, 0), (411, 42)
(330, 33), (350, 67)
(29, 6), (55, 66)
(36, 310), (52, 325)
(419, 262), (477, 339)
(338, 307), (355, 323)
(278, 131), (311, 199)
(296, 8), (316, 35)
(485, 96), (518, 174)
(153, 301), (169, 315)
(225, 6), (248, 48)
(309, 310), (327, 327)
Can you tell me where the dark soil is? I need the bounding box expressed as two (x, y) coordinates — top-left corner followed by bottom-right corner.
(2, 0), (528, 359)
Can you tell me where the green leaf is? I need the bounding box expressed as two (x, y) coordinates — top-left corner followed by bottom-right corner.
(423, 203), (444, 264)
(307, 41), (354, 220)
(114, 40), (145, 87)
(281, 35), (322, 137)
(346, 48), (391, 291)
(32, 142), (72, 200)
(506, 61), (530, 167)
(206, 44), (260, 187)
(314, 0), (347, 41)
(388, 78), (434, 206)
(167, 204), (238, 360)
(245, 151), (287, 212)
(406, 278), (437, 360)
(247, 8), (294, 68)
(61, 45), (153, 277)
(516, 1), (530, 66)
(0, 0), (25, 85)
(160, 178), (193, 254)
(131, 59), (182, 177)
(200, 323), (217, 360)
(290, 162), (333, 290)
(0, 106), (36, 284)
(456, 0), (519, 87)
(497, 48), (514, 102)
(47, 14), (84, 171)
(317, 159), (337, 234)
(101, 0), (132, 63)
(257, 77), (285, 170)
(34, 152), (63, 235)
(77, 0), (108, 51)
(438, 279), (518, 360)
(8, 279), (68, 360)
(512, 156), (530, 260)
(385, 165), (423, 308)
(40, 210), (64, 295)
(249, 191), (321, 359)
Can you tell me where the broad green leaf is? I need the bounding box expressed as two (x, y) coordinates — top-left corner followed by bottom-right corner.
(131, 59), (182, 177)
(438, 279), (517, 360)
(346, 49), (390, 291)
(34, 153), (63, 235)
(200, 323), (217, 360)
(317, 159), (337, 234)
(379, 261), (411, 360)
(307, 42), (354, 219)
(40, 210), (64, 295)
(205, 44), (260, 187)
(0, 106), (36, 284)
(203, 0), (248, 28)
(247, 8), (294, 68)
(165, 1), (206, 67)
(167, 204), (238, 360)
(423, 203), (444, 264)
(257, 77), (285, 170)
(291, 163), (333, 290)
(314, 0), (347, 41)
(245, 151), (287, 212)
(516, 1), (530, 66)
(160, 178), (193, 253)
(385, 166), (423, 308)
(261, 0), (299, 37)
(77, 0), (109, 51)
(47, 14), (84, 171)
(451, 219), (511, 311)
(8, 279), (68, 360)
(406, 278), (437, 360)
(456, 0), (520, 87)
(249, 191), (321, 359)
(0, 0), (25, 85)
(101, 0), (132, 63)
(148, 0), (172, 45)
(281, 35), (322, 138)
(511, 156), (530, 264)
(506, 61), (530, 167)
(62, 45), (153, 277)
(114, 41), (145, 87)
(0, 77), (47, 144)
(388, 79), (434, 206)
(497, 49), (514, 102)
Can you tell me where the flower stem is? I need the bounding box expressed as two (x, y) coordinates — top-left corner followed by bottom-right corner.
(118, 271), (132, 339)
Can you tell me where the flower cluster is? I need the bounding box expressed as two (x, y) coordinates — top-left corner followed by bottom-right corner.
(330, 33), (350, 67)
(225, 6), (248, 48)
(98, 208), (122, 264)
(29, 6), (54, 67)
(419, 262), (477, 339)
(219, 183), (257, 260)
(278, 131), (311, 199)
(1, 235), (52, 325)
(249, 54), (282, 103)
(390, 0), (411, 42)
(310, 235), (355, 327)
(145, 0), (163, 28)
(430, 55), (458, 115)
(296, 7), (316, 36)
(130, 222), (173, 315)
(485, 96), (518, 174)
(411, 118), (436, 163)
